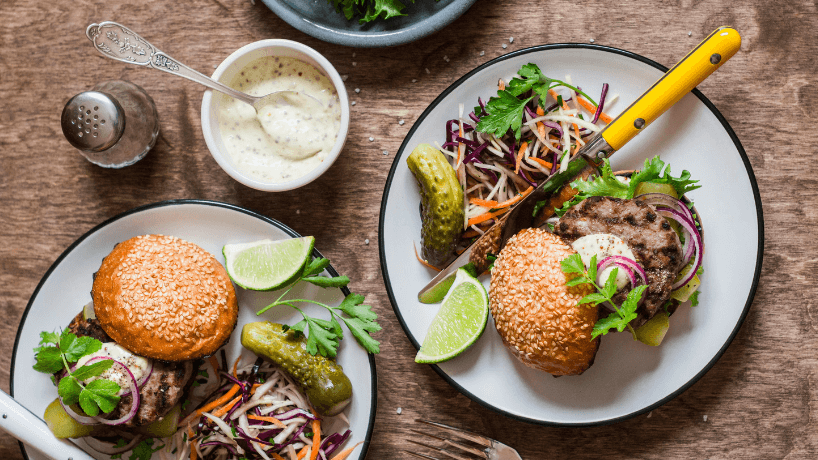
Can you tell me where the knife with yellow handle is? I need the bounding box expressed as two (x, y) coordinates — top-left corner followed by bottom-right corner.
(418, 26), (741, 303)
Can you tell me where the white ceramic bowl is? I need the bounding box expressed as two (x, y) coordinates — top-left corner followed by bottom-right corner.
(201, 40), (349, 192)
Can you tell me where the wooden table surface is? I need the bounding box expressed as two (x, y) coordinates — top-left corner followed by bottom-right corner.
(1, 0), (814, 458)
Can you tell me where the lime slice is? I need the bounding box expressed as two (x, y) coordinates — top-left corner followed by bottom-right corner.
(635, 311), (670, 346)
(223, 237), (315, 291)
(415, 268), (489, 363)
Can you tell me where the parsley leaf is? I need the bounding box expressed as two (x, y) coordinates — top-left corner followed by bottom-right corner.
(477, 63), (601, 141)
(32, 331), (121, 415)
(476, 91), (533, 141)
(559, 255), (649, 340)
(257, 259), (381, 357)
(302, 275), (350, 288)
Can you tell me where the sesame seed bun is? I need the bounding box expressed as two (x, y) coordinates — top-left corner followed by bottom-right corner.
(489, 228), (599, 376)
(92, 234), (238, 362)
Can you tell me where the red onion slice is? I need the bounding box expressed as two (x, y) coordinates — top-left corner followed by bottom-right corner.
(655, 207), (703, 290)
(636, 193), (695, 223)
(597, 256), (647, 287)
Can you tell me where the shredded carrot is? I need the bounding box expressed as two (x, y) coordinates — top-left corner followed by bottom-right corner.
(498, 79), (505, 91)
(330, 442), (364, 460)
(469, 186), (533, 209)
(413, 242), (442, 272)
(189, 428), (197, 460)
(271, 454), (287, 460)
(248, 414), (286, 428)
(251, 383), (261, 394)
(514, 142), (528, 174)
(211, 395), (242, 418)
(208, 356), (220, 375)
(232, 356), (241, 378)
(179, 384), (240, 426)
(297, 445), (310, 459)
(467, 207), (509, 227)
(536, 106), (545, 117)
(576, 95), (613, 123)
(309, 417), (321, 460)
(572, 123), (581, 155)
(529, 157), (554, 169)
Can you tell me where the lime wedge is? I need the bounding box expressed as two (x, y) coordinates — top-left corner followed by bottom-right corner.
(635, 311), (670, 346)
(415, 268), (489, 363)
(223, 237), (315, 291)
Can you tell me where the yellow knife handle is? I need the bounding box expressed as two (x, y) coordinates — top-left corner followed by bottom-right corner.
(601, 27), (741, 151)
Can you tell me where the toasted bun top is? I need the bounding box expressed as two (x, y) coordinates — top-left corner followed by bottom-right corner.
(489, 228), (599, 376)
(92, 234), (238, 361)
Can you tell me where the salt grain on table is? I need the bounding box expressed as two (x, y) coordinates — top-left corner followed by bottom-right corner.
(398, 120), (405, 125)
(396, 407), (402, 415)
(502, 43), (508, 49)
(509, 37), (514, 43)
(365, 239), (370, 245)
(382, 150), (388, 155)
(369, 137), (374, 142)
(480, 51), (485, 56)
(425, 68), (430, 74)
(355, 88), (360, 93)
(351, 101), (356, 106)
(703, 415), (708, 422)
(352, 62), (357, 66)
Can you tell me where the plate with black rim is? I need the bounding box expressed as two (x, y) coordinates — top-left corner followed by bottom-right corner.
(11, 200), (376, 459)
(259, 0), (477, 48)
(378, 44), (762, 426)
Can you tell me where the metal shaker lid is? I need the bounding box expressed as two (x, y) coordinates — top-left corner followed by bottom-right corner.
(61, 91), (125, 152)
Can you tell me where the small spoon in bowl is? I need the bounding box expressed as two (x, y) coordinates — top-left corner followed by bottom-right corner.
(86, 22), (324, 152)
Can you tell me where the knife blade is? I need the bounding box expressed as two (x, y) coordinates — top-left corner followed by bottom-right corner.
(417, 26), (741, 302)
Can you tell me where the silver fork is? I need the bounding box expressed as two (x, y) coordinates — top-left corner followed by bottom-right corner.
(405, 419), (523, 460)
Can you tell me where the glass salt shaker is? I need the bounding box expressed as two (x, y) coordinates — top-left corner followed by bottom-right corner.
(61, 80), (159, 168)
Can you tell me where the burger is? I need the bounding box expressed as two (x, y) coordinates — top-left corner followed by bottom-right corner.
(489, 158), (703, 376)
(53, 234), (238, 435)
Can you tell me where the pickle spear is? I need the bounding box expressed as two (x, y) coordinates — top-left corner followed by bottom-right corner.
(241, 322), (352, 416)
(407, 143), (465, 267)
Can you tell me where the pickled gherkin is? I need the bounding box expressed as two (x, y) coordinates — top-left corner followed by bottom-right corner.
(407, 143), (465, 266)
(241, 322), (352, 416)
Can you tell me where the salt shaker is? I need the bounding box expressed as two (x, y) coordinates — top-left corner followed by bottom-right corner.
(61, 80), (159, 168)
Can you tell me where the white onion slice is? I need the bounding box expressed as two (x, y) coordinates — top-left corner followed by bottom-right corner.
(84, 434), (143, 454)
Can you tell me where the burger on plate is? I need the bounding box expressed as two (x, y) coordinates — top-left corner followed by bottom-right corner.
(43, 234), (238, 446)
(489, 157), (703, 376)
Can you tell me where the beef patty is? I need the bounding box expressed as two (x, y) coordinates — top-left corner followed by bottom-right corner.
(65, 312), (195, 427)
(554, 196), (685, 327)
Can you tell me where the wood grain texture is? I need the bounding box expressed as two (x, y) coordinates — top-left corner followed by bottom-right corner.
(0, 0), (814, 458)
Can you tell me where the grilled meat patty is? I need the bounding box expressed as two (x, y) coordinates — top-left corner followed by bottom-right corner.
(554, 196), (685, 327)
(65, 312), (195, 427)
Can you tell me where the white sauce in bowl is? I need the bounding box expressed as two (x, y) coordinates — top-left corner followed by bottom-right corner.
(217, 56), (341, 184)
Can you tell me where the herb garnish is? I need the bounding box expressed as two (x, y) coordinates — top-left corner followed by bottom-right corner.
(476, 63), (599, 141)
(33, 331), (121, 416)
(257, 257), (381, 357)
(560, 254), (647, 339)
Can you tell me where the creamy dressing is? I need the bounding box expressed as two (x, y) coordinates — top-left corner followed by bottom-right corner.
(217, 56), (341, 183)
(74, 343), (151, 393)
(571, 234), (637, 289)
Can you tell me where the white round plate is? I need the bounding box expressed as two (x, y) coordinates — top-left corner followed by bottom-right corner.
(11, 200), (376, 459)
(379, 44), (762, 426)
